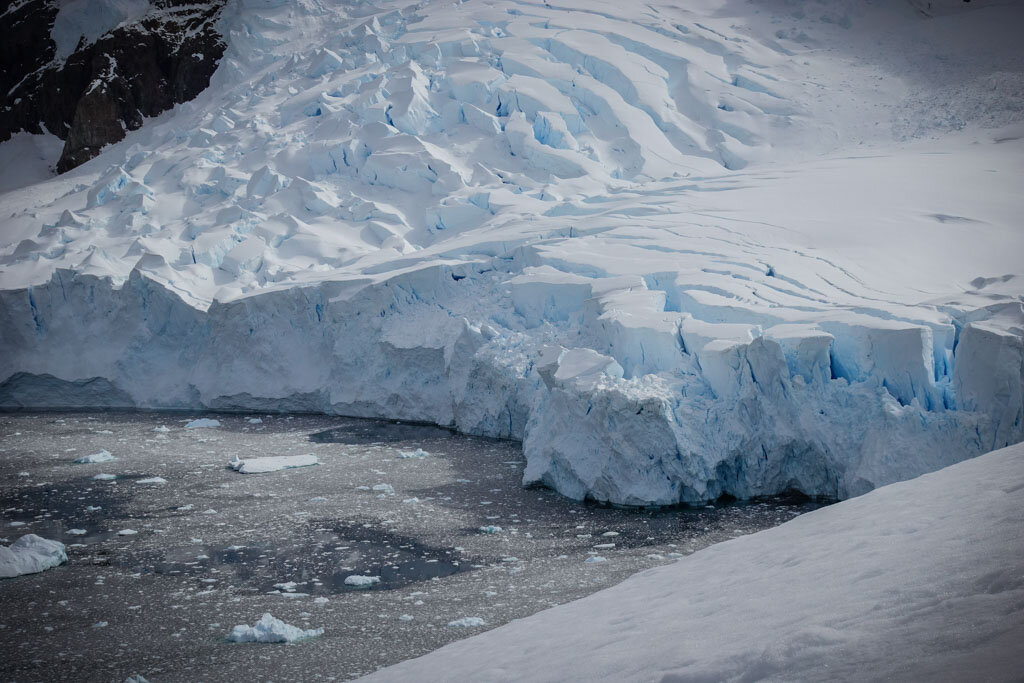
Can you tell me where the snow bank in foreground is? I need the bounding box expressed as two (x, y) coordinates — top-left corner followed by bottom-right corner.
(0, 535), (67, 579)
(228, 454), (318, 473)
(363, 442), (1024, 682)
(227, 613), (323, 643)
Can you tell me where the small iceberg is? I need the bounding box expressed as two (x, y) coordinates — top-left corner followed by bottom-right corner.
(0, 535), (67, 579)
(185, 418), (221, 429)
(73, 450), (115, 464)
(344, 575), (381, 588)
(228, 454), (319, 474)
(227, 613), (323, 643)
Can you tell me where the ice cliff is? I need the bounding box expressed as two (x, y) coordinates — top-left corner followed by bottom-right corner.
(1, 0), (1022, 505)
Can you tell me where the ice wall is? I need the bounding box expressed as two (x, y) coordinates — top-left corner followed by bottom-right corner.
(2, 264), (1021, 506)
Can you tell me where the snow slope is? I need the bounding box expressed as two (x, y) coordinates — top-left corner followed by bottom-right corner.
(362, 440), (1024, 682)
(1, 0), (1023, 504)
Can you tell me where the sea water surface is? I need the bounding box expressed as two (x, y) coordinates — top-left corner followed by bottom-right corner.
(0, 412), (826, 681)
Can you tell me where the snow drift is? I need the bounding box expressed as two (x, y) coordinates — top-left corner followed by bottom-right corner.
(362, 440), (1024, 682)
(1, 0), (1023, 505)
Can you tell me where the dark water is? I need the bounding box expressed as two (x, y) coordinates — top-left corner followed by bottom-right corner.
(0, 411), (829, 682)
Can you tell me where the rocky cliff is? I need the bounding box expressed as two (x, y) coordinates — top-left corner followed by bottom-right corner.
(0, 0), (226, 173)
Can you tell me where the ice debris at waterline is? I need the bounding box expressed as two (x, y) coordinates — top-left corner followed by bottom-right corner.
(1, 0), (1023, 507)
(227, 613), (324, 644)
(228, 454), (319, 474)
(0, 535), (67, 579)
(398, 448), (429, 459)
(73, 449), (115, 463)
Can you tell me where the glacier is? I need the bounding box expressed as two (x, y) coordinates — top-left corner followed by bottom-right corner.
(1, 0), (1023, 506)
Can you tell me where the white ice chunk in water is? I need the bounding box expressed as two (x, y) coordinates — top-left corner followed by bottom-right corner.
(478, 526), (503, 534)
(227, 613), (324, 643)
(136, 477), (167, 485)
(448, 617), (486, 628)
(185, 419), (221, 429)
(372, 483), (394, 495)
(228, 454), (319, 474)
(398, 448), (429, 459)
(344, 575), (381, 588)
(0, 535), (67, 578)
(93, 473), (116, 481)
(73, 450), (115, 464)
(152, 426), (170, 433)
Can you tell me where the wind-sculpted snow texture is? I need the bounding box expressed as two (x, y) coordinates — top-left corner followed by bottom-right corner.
(2, 0), (1023, 505)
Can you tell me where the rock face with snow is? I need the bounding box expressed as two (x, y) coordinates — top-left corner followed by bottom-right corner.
(1, 0), (1023, 506)
(0, 0), (226, 172)
(0, 535), (67, 579)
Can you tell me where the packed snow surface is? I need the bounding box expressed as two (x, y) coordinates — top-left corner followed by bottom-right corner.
(364, 441), (1024, 682)
(2, 0), (1023, 505)
(0, 535), (68, 579)
(227, 613), (324, 643)
(228, 453), (319, 473)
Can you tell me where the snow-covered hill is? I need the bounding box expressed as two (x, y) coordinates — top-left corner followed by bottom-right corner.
(1, 0), (1023, 505)
(361, 439), (1024, 682)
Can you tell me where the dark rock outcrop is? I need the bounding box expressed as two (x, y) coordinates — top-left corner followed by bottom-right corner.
(0, 0), (227, 174)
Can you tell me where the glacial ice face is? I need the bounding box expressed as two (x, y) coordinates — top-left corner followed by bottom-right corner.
(2, 263), (1021, 506)
(2, 0), (1024, 505)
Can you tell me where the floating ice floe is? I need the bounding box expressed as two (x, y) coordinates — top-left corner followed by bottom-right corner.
(478, 526), (503, 534)
(584, 556), (608, 564)
(67, 529), (87, 535)
(0, 535), (67, 578)
(152, 426), (170, 433)
(93, 473), (116, 481)
(118, 529), (138, 536)
(344, 575), (381, 588)
(448, 617), (486, 628)
(185, 419), (221, 429)
(371, 484), (394, 495)
(227, 613), (323, 643)
(73, 450), (115, 464)
(228, 454), (319, 474)
(136, 477), (167, 485)
(398, 448), (429, 459)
